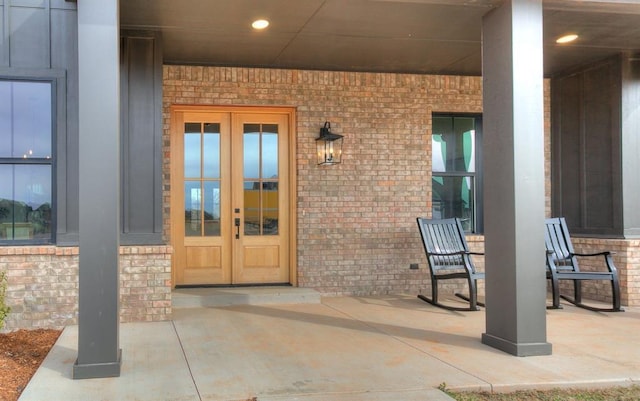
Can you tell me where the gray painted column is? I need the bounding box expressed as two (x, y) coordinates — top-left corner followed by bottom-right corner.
(73, 0), (122, 379)
(622, 53), (640, 237)
(480, 0), (552, 356)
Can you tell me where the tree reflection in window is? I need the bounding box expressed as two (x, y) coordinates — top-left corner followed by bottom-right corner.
(432, 114), (483, 233)
(0, 80), (53, 243)
(183, 122), (221, 237)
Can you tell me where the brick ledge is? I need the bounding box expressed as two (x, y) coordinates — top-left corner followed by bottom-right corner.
(0, 245), (173, 256)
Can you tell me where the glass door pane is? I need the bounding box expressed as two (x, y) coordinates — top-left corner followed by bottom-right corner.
(243, 123), (279, 236)
(184, 122), (221, 237)
(432, 175), (475, 232)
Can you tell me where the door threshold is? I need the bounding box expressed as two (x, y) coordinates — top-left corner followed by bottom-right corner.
(172, 286), (321, 308)
(174, 283), (291, 289)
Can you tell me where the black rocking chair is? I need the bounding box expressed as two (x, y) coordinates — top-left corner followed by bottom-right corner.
(416, 217), (485, 311)
(545, 217), (623, 312)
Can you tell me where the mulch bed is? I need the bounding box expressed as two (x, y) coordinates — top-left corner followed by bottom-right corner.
(0, 329), (61, 401)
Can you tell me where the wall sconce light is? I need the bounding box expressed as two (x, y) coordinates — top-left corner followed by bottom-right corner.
(316, 122), (343, 165)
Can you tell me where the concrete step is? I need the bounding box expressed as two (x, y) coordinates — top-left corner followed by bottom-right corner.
(172, 286), (321, 308)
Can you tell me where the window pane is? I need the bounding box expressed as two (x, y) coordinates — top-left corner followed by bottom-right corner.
(454, 117), (475, 173)
(13, 82), (52, 158)
(432, 175), (474, 232)
(432, 116), (475, 173)
(203, 123), (220, 178)
(0, 165), (52, 240)
(432, 133), (446, 173)
(262, 182), (278, 235)
(243, 128), (260, 179)
(184, 127), (201, 178)
(244, 181), (260, 236)
(0, 80), (54, 243)
(262, 130), (278, 179)
(432, 117), (450, 173)
(0, 82), (11, 157)
(184, 181), (201, 236)
(0, 81), (52, 158)
(203, 181), (220, 236)
(0, 165), (14, 240)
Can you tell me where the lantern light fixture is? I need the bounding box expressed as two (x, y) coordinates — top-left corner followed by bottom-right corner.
(316, 122), (344, 165)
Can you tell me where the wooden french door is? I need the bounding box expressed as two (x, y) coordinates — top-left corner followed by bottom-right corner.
(171, 107), (292, 286)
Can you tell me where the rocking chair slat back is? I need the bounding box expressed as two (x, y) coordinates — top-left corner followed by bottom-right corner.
(544, 217), (623, 312)
(416, 217), (484, 311)
(423, 220), (467, 272)
(545, 219), (574, 267)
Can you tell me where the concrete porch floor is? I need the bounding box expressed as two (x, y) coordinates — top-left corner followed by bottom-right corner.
(18, 290), (640, 401)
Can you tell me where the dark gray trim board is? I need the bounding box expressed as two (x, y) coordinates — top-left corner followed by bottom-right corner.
(482, 333), (553, 357)
(120, 30), (164, 244)
(73, 350), (122, 379)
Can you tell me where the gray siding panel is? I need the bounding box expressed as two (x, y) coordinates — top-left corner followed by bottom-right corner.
(9, 5), (49, 68)
(120, 31), (163, 245)
(583, 63), (616, 229)
(1, 0), (79, 244)
(1, 2), (167, 245)
(51, 8), (77, 69)
(3, 2), (164, 245)
(1, 4), (8, 66)
(51, 0), (76, 10)
(11, 0), (47, 6)
(551, 55), (623, 237)
(556, 74), (582, 227)
(622, 53), (640, 237)
(51, 6), (79, 243)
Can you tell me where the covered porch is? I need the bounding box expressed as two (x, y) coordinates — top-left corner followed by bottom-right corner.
(2, 0), (640, 380)
(19, 292), (640, 400)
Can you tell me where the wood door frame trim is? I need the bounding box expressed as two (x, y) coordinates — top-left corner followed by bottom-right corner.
(169, 105), (298, 287)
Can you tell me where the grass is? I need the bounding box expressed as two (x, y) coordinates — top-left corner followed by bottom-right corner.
(439, 383), (640, 401)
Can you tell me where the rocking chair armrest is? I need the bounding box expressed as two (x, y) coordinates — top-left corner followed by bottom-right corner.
(570, 251), (619, 273)
(430, 250), (471, 257)
(430, 251), (484, 258)
(570, 251), (615, 257)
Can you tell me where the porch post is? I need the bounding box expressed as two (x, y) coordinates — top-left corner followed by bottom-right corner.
(73, 0), (122, 378)
(480, 0), (552, 356)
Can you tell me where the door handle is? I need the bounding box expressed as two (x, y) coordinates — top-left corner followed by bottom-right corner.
(235, 218), (240, 239)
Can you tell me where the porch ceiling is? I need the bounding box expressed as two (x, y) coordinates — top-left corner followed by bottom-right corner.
(120, 0), (640, 77)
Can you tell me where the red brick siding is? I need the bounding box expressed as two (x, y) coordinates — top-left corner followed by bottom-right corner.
(3, 67), (632, 332)
(163, 66), (640, 305)
(0, 246), (172, 331)
(568, 238), (640, 307)
(163, 67), (489, 296)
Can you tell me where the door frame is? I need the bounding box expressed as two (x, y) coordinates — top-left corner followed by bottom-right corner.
(169, 105), (298, 287)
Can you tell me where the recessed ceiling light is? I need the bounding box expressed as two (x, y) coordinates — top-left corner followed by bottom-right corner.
(556, 34), (578, 44)
(252, 19), (269, 30)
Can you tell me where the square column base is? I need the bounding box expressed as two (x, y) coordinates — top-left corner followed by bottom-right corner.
(73, 349), (122, 379)
(482, 333), (551, 357)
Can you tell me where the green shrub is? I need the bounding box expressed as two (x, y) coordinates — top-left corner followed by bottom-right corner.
(0, 271), (10, 330)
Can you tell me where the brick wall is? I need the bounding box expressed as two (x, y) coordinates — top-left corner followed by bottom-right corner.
(0, 246), (172, 331)
(445, 235), (639, 307)
(568, 238), (640, 307)
(163, 67), (495, 297)
(3, 66), (635, 333)
(162, 66), (640, 306)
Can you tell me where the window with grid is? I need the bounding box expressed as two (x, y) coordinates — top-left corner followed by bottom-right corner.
(432, 114), (483, 233)
(0, 80), (54, 244)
